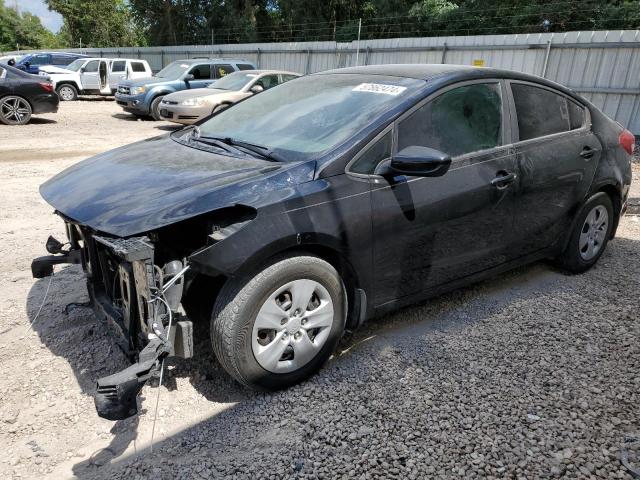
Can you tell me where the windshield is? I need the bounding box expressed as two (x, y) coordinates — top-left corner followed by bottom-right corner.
(155, 60), (192, 79)
(199, 74), (422, 157)
(65, 59), (85, 71)
(209, 72), (257, 91)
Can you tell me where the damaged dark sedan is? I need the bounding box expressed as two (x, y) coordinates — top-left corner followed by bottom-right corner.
(32, 64), (634, 420)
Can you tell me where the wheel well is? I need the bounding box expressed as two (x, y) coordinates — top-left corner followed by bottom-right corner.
(184, 244), (362, 329)
(56, 81), (78, 90)
(597, 184), (622, 238)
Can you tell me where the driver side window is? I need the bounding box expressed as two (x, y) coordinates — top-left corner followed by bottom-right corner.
(398, 83), (502, 157)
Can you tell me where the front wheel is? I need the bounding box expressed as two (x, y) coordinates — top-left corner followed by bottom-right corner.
(56, 84), (78, 101)
(556, 192), (614, 273)
(211, 255), (346, 390)
(149, 96), (164, 121)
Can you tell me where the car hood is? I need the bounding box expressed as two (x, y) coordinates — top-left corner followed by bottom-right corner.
(40, 135), (315, 237)
(165, 88), (235, 102)
(39, 65), (74, 75)
(118, 76), (160, 88)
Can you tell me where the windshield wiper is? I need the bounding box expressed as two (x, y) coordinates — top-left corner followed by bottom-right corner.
(182, 127), (243, 155)
(200, 136), (286, 162)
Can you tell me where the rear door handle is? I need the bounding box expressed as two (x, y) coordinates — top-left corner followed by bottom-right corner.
(491, 171), (517, 188)
(580, 147), (596, 159)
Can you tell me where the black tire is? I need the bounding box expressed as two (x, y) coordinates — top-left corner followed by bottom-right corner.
(556, 192), (614, 273)
(149, 95), (165, 121)
(211, 255), (346, 390)
(212, 103), (230, 115)
(56, 84), (78, 101)
(0, 95), (32, 125)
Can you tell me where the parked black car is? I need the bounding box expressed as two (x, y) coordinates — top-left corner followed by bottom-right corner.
(0, 64), (58, 125)
(32, 65), (634, 419)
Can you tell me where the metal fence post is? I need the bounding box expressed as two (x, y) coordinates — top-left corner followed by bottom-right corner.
(161, 49), (165, 68)
(441, 42), (448, 64)
(541, 40), (552, 78)
(257, 48), (261, 68)
(305, 49), (311, 74)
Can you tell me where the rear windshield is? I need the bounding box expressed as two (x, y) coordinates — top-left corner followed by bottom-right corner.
(199, 74), (422, 158)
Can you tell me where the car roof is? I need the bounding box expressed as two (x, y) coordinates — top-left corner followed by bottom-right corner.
(23, 52), (88, 57)
(315, 63), (581, 99)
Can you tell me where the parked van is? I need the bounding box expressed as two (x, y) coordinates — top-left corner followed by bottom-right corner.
(39, 58), (152, 101)
(15, 52), (88, 74)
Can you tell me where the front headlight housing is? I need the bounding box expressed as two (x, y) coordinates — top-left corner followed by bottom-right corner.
(131, 86), (146, 95)
(181, 97), (205, 107)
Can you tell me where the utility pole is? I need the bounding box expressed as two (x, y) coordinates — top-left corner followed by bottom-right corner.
(355, 18), (362, 66)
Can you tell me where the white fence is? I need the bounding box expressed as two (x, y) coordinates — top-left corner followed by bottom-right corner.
(6, 30), (640, 132)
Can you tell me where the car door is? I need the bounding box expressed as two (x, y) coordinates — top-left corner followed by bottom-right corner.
(506, 81), (601, 255)
(186, 63), (213, 88)
(129, 61), (148, 80)
(109, 60), (127, 89)
(0, 66), (10, 96)
(80, 60), (102, 90)
(354, 80), (520, 306)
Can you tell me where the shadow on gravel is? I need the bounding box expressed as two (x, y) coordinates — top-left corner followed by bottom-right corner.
(111, 113), (153, 122)
(25, 236), (639, 477)
(27, 118), (57, 125)
(155, 124), (183, 132)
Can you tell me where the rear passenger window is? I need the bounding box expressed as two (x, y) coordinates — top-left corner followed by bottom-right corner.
(398, 83), (502, 157)
(214, 64), (235, 78)
(111, 61), (126, 72)
(237, 64), (254, 71)
(511, 83), (584, 141)
(351, 131), (392, 174)
(131, 62), (146, 73)
(189, 64), (211, 79)
(52, 55), (69, 66)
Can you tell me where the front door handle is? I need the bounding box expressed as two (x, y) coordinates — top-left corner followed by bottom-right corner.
(580, 147), (596, 159)
(491, 171), (517, 189)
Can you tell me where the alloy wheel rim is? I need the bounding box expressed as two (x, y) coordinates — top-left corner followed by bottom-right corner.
(1, 97), (30, 124)
(579, 205), (608, 261)
(252, 279), (334, 374)
(59, 86), (74, 100)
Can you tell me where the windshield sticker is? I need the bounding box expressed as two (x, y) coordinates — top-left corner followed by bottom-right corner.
(353, 83), (407, 95)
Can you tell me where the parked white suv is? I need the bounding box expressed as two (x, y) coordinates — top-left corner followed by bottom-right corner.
(39, 58), (152, 101)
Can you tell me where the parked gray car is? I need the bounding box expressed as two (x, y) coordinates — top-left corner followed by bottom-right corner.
(159, 70), (301, 124)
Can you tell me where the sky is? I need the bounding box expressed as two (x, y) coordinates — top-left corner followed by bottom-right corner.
(15, 0), (63, 33)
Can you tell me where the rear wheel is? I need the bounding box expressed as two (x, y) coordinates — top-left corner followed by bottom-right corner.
(556, 192), (614, 273)
(150, 96), (164, 121)
(0, 96), (32, 125)
(211, 255), (346, 390)
(56, 84), (78, 101)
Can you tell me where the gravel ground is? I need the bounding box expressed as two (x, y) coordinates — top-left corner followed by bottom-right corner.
(0, 99), (639, 480)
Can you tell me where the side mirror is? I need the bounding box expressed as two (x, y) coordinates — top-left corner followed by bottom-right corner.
(79, 67), (85, 73)
(250, 84), (264, 94)
(184, 73), (194, 81)
(384, 146), (452, 177)
(24, 61), (30, 67)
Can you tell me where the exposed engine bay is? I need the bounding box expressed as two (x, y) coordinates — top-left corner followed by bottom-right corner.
(32, 222), (195, 420)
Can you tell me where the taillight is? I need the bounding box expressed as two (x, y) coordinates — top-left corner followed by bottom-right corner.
(39, 82), (53, 92)
(619, 129), (635, 155)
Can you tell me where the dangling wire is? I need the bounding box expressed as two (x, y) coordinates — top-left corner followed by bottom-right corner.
(25, 267), (55, 333)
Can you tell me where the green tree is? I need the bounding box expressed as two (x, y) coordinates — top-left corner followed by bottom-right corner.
(1, 0), (62, 51)
(46, 0), (145, 48)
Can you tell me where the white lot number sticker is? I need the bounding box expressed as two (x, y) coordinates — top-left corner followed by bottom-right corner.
(353, 83), (407, 96)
